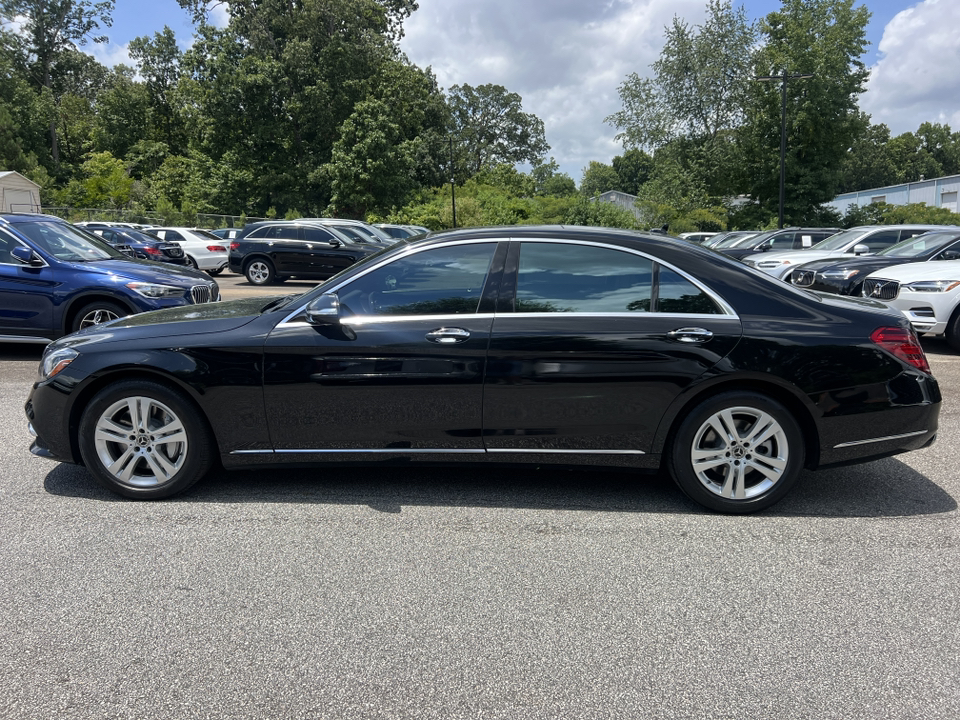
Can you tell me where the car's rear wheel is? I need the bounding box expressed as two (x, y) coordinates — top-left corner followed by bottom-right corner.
(78, 380), (215, 499)
(667, 392), (804, 513)
(245, 258), (276, 285)
(207, 268), (222, 276)
(185, 255), (198, 268)
(72, 300), (127, 333)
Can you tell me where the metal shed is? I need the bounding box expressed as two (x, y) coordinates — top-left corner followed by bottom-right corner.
(0, 171), (42, 213)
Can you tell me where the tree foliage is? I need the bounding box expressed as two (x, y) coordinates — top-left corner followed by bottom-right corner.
(448, 83), (549, 176)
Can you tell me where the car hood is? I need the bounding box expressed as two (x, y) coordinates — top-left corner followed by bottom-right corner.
(866, 260), (960, 282)
(61, 258), (211, 286)
(744, 250), (850, 265)
(794, 256), (907, 274)
(64, 295), (288, 345)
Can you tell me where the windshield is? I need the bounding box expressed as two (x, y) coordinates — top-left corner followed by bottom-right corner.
(715, 232), (760, 249)
(331, 226), (376, 245)
(17, 222), (122, 262)
(118, 230), (163, 244)
(192, 229), (224, 242)
(812, 228), (870, 251)
(879, 232), (958, 258)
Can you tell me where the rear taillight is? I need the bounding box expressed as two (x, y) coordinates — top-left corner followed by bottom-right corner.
(229, 241), (240, 251)
(870, 326), (931, 374)
(144, 246), (161, 255)
(207, 245), (227, 252)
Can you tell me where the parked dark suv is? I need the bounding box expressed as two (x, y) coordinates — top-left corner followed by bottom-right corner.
(82, 224), (189, 266)
(0, 214), (219, 343)
(718, 227), (840, 261)
(229, 221), (382, 285)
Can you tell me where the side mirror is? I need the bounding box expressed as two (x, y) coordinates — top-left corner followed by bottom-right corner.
(940, 250), (960, 261)
(852, 244), (870, 255)
(305, 293), (340, 326)
(11, 246), (43, 267)
(328, 239), (342, 248)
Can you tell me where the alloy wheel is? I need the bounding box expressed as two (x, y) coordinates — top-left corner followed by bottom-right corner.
(93, 396), (189, 488)
(78, 308), (120, 330)
(690, 406), (788, 500)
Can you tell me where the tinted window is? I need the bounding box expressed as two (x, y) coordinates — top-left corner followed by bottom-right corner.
(338, 243), (496, 317)
(515, 242), (721, 314)
(247, 227), (271, 239)
(767, 232), (795, 249)
(303, 226), (338, 243)
(861, 229), (900, 251)
(15, 221), (119, 261)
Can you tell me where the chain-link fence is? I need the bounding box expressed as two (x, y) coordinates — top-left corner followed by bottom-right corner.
(40, 207), (267, 228)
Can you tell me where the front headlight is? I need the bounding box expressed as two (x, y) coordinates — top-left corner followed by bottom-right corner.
(821, 269), (861, 280)
(902, 280), (960, 293)
(125, 282), (185, 298)
(41, 346), (78, 379)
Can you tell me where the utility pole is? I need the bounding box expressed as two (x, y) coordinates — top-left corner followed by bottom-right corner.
(449, 136), (457, 228)
(755, 70), (813, 229)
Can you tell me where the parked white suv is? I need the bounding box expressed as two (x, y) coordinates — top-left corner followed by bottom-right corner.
(862, 260), (960, 348)
(743, 225), (955, 281)
(145, 227), (229, 274)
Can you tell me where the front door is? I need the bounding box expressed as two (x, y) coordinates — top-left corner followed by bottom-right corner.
(263, 241), (505, 452)
(0, 229), (56, 338)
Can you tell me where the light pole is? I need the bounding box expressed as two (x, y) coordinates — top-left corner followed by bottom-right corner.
(449, 136), (457, 228)
(755, 70), (813, 229)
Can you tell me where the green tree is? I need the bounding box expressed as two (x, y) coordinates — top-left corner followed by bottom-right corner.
(564, 197), (640, 230)
(579, 161), (620, 198)
(91, 65), (150, 160)
(448, 83), (549, 176)
(79, 150), (132, 207)
(177, 0), (421, 214)
(838, 117), (895, 193)
(740, 0), (871, 223)
(1, 0), (114, 167)
(887, 131), (943, 184)
(129, 26), (186, 154)
(531, 158), (575, 197)
(612, 148), (653, 196)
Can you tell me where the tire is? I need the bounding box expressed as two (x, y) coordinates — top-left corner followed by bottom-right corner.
(945, 310), (960, 351)
(185, 255), (198, 269)
(71, 300), (128, 333)
(78, 380), (215, 499)
(667, 392), (805, 514)
(207, 268), (222, 276)
(245, 258), (276, 285)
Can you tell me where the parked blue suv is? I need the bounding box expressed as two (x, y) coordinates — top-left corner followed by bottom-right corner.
(0, 214), (219, 343)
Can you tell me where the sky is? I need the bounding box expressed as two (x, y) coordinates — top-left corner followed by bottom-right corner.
(85, 0), (960, 184)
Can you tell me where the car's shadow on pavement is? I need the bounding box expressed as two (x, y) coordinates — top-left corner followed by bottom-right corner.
(43, 455), (956, 518)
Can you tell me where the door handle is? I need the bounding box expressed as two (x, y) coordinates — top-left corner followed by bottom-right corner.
(667, 327), (714, 343)
(425, 327), (471, 344)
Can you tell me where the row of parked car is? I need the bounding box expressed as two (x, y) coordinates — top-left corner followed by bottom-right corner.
(690, 224), (960, 348)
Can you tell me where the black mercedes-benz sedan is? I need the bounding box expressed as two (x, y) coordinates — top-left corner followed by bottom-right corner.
(25, 226), (940, 513)
(790, 230), (960, 295)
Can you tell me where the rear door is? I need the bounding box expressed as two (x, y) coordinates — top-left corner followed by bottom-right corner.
(482, 239), (743, 455)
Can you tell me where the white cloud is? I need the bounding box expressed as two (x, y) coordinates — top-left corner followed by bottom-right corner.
(400, 0), (707, 182)
(88, 41), (136, 68)
(209, 2), (230, 29)
(860, 0), (960, 134)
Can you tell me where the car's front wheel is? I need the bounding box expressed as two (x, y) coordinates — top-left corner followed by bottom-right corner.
(667, 392), (805, 513)
(78, 380), (215, 499)
(72, 300), (127, 333)
(245, 258), (276, 285)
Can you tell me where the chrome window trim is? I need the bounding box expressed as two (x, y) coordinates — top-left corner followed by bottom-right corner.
(487, 448), (645, 455)
(231, 447), (643, 456)
(513, 237), (738, 317)
(278, 236), (739, 326)
(833, 430), (928, 449)
(277, 238), (501, 325)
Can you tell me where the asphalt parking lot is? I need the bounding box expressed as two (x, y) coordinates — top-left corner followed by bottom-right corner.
(1, 274), (958, 719)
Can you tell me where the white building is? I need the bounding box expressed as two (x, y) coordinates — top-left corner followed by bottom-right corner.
(828, 174), (960, 215)
(0, 171), (42, 213)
